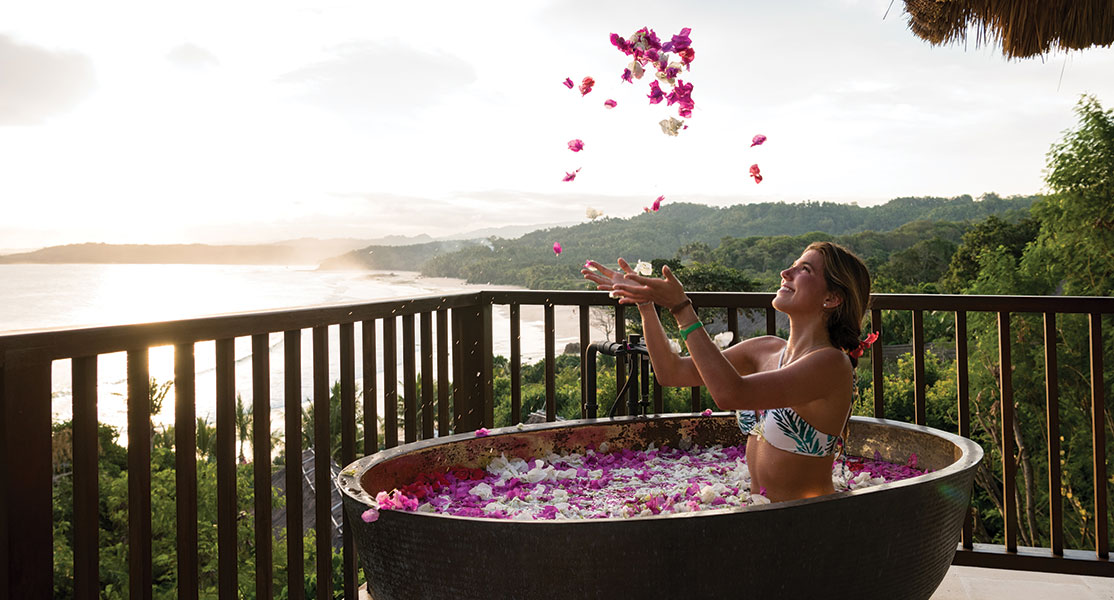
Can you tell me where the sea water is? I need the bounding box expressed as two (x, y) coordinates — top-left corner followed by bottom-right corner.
(0, 263), (590, 446)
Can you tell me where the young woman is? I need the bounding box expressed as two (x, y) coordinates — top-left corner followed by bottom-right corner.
(582, 241), (873, 502)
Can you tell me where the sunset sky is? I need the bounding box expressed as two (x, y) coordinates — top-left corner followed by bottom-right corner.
(2, 0), (1113, 249)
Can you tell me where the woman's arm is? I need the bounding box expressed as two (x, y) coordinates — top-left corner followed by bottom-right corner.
(584, 260), (703, 386)
(634, 302), (704, 387)
(613, 267), (850, 411)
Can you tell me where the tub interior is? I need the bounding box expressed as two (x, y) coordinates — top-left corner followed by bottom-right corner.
(358, 415), (963, 497)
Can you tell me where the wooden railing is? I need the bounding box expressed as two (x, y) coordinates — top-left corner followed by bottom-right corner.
(0, 290), (1111, 598)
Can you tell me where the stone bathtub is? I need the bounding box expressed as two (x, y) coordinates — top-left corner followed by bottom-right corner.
(337, 415), (983, 600)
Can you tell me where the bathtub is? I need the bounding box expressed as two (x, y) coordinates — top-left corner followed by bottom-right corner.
(338, 414), (983, 599)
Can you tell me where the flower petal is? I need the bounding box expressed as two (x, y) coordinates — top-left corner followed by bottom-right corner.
(361, 508), (379, 522)
(563, 77), (574, 89)
(553, 242), (563, 255)
(567, 139), (584, 152)
(579, 76), (595, 96)
(749, 164), (762, 184)
(659, 117), (684, 136)
(604, 99), (617, 109)
(750, 134), (767, 147)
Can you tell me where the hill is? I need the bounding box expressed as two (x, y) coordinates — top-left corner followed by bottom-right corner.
(327, 194), (1037, 288)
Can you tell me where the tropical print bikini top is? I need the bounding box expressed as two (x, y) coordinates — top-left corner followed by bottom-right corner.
(735, 346), (849, 457)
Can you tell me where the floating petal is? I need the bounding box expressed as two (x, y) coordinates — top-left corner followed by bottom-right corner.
(568, 139), (584, 152)
(579, 76), (595, 96)
(553, 242), (563, 255)
(751, 134), (767, 147)
(604, 99), (617, 109)
(659, 117), (684, 136)
(563, 77), (574, 89)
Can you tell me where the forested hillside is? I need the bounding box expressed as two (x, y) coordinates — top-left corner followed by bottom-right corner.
(410, 194), (1036, 290)
(327, 194), (1036, 286)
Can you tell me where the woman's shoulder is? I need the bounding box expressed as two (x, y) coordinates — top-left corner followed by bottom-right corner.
(740, 335), (787, 350)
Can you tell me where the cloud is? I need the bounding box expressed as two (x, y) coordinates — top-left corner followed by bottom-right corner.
(165, 43), (220, 70)
(278, 41), (477, 115)
(0, 35), (97, 125)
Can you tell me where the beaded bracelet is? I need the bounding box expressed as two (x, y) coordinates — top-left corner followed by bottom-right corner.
(680, 321), (704, 341)
(669, 298), (693, 315)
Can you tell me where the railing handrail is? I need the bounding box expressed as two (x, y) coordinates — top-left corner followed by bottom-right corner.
(0, 292), (481, 361)
(3, 290), (1111, 361)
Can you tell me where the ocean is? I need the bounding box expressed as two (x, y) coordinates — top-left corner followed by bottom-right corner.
(0, 264), (590, 445)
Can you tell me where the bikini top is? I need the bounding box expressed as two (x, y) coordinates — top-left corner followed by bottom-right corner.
(734, 346), (850, 457)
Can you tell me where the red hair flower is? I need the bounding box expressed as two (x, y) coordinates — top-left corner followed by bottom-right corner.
(848, 331), (880, 359)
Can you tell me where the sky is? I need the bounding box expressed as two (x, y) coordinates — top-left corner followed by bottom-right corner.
(1, 0), (1113, 249)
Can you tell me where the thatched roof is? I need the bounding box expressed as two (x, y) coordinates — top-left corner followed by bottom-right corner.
(903, 0), (1114, 59)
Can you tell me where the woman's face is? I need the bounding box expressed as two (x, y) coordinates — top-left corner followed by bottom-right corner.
(772, 249), (832, 314)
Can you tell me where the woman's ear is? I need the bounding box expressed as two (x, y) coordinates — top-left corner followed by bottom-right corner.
(824, 294), (844, 309)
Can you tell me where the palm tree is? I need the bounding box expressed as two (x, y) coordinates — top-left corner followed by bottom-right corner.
(235, 394), (252, 464)
(196, 417), (217, 462)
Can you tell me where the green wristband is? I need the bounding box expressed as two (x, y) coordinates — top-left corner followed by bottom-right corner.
(680, 321), (704, 341)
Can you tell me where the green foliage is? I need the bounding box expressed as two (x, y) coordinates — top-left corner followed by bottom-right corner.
(52, 420), (348, 599)
(939, 215), (1041, 293)
(1030, 95), (1114, 297)
(414, 196), (1035, 289)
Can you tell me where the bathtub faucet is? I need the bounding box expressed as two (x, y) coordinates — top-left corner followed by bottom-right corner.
(585, 335), (653, 419)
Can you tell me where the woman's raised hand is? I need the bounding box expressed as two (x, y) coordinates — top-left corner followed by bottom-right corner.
(582, 259), (688, 307)
(581, 259), (633, 291)
(614, 264), (688, 308)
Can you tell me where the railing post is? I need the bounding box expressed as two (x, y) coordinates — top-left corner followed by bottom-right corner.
(1043, 313), (1063, 556)
(128, 349), (153, 600)
(454, 300), (493, 431)
(1, 349), (53, 598)
(545, 304), (556, 422)
(871, 308), (884, 418)
(955, 311), (973, 549)
(215, 339), (236, 599)
(998, 312), (1018, 554)
(912, 310), (927, 426)
(1089, 313), (1108, 559)
(511, 305), (522, 425)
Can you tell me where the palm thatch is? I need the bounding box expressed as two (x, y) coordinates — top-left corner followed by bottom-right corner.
(903, 0), (1114, 59)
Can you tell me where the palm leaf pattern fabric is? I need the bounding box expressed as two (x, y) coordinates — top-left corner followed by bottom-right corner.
(769, 408), (838, 456)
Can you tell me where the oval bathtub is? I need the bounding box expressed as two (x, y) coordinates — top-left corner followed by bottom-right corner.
(338, 415), (983, 600)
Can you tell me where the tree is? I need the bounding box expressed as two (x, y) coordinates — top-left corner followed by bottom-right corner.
(939, 215), (1040, 293)
(235, 394), (252, 464)
(1029, 95), (1114, 297)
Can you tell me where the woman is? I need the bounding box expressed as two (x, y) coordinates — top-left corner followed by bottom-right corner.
(582, 241), (872, 502)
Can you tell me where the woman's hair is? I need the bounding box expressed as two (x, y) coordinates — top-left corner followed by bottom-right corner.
(805, 241), (872, 368)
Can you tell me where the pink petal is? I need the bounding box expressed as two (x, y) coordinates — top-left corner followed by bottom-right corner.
(701, 409), (712, 416)
(563, 77), (574, 89)
(579, 76), (595, 96)
(567, 139), (584, 152)
(651, 195), (663, 211)
(750, 134), (767, 147)
(361, 508), (379, 522)
(604, 99), (617, 109)
(553, 242), (563, 255)
(562, 168), (581, 182)
(475, 427), (491, 437)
